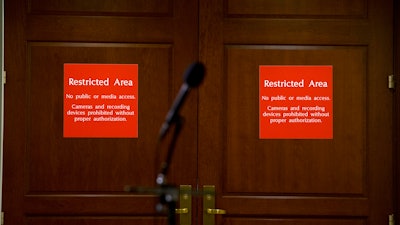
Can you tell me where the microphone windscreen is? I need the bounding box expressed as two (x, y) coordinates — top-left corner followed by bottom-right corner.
(183, 62), (205, 87)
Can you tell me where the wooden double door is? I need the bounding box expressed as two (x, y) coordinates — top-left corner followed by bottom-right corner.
(4, 0), (395, 225)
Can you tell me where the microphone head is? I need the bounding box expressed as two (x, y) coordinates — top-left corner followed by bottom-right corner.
(183, 62), (205, 87)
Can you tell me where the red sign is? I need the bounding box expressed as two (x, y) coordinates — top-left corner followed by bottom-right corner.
(64, 64), (138, 138)
(259, 65), (333, 139)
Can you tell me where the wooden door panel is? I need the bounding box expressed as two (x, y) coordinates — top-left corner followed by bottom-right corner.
(225, 0), (366, 17)
(4, 0), (199, 224)
(24, 195), (159, 215)
(27, 217), (167, 225)
(220, 197), (367, 216)
(28, 0), (172, 15)
(224, 45), (366, 195)
(225, 218), (365, 225)
(26, 16), (173, 43)
(199, 1), (392, 225)
(27, 43), (171, 192)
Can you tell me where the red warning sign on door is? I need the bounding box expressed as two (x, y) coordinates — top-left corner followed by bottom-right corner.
(64, 64), (138, 138)
(259, 65), (333, 139)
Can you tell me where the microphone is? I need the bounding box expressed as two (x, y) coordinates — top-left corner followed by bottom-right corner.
(158, 62), (205, 140)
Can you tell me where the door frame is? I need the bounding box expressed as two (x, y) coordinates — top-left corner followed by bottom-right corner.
(0, 0), (4, 215)
(395, 0), (400, 220)
(0, 0), (398, 223)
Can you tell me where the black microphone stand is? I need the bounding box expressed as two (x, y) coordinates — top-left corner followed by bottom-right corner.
(155, 114), (184, 225)
(125, 62), (205, 225)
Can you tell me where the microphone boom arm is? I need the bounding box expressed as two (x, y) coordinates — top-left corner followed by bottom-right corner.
(156, 114), (184, 185)
(155, 114), (184, 225)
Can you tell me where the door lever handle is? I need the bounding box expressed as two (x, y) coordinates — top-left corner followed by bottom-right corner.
(206, 208), (226, 215)
(176, 208), (189, 214)
(203, 185), (226, 225)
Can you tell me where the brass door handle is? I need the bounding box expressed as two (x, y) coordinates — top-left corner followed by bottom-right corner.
(206, 208), (226, 215)
(177, 185), (226, 225)
(176, 208), (189, 214)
